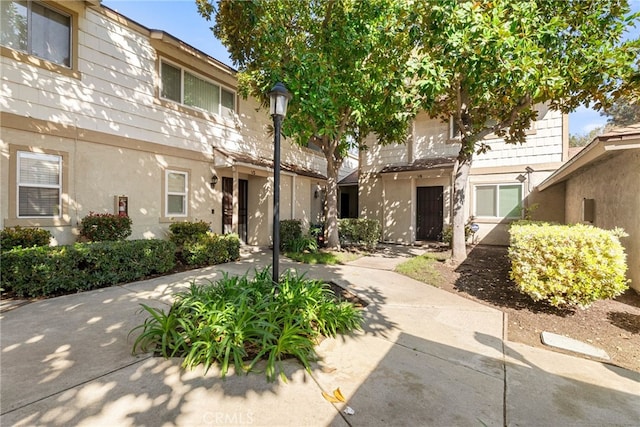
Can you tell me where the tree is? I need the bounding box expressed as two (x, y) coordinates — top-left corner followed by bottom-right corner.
(601, 96), (640, 126)
(411, 0), (639, 262)
(197, 0), (425, 248)
(569, 126), (606, 147)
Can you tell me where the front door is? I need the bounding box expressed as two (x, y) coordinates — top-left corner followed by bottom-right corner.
(222, 177), (248, 242)
(416, 186), (443, 241)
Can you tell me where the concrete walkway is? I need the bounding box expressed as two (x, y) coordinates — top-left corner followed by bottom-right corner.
(1, 246), (639, 426)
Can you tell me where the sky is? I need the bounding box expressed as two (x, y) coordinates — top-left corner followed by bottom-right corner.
(103, 0), (640, 136)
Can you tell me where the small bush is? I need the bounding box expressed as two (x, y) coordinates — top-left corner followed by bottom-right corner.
(130, 267), (363, 381)
(79, 212), (132, 242)
(288, 234), (319, 254)
(280, 219), (302, 250)
(441, 223), (473, 247)
(338, 218), (381, 249)
(182, 233), (241, 267)
(168, 221), (211, 247)
(1, 240), (175, 298)
(509, 222), (629, 308)
(1, 226), (52, 251)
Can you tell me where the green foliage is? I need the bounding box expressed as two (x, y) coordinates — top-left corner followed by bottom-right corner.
(441, 224), (473, 247)
(288, 234), (319, 254)
(509, 222), (629, 308)
(338, 218), (381, 249)
(182, 233), (241, 267)
(79, 212), (132, 242)
(202, 0), (423, 248)
(395, 252), (449, 287)
(569, 126), (607, 147)
(1, 240), (176, 298)
(279, 219), (302, 251)
(410, 0), (639, 261)
(1, 226), (52, 251)
(286, 250), (361, 265)
(601, 96), (640, 127)
(130, 268), (363, 380)
(168, 220), (211, 247)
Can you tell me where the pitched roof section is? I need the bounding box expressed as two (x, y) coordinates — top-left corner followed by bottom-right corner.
(379, 156), (457, 174)
(214, 147), (327, 180)
(538, 122), (640, 191)
(339, 170), (359, 185)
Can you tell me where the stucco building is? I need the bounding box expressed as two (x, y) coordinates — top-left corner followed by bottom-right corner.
(357, 106), (569, 246)
(1, 0), (344, 246)
(537, 123), (640, 292)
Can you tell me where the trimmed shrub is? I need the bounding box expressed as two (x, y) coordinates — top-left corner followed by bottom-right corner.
(1, 226), (52, 251)
(280, 219), (302, 250)
(79, 212), (132, 242)
(338, 218), (381, 249)
(1, 240), (176, 298)
(509, 222), (629, 308)
(182, 233), (241, 267)
(168, 221), (211, 247)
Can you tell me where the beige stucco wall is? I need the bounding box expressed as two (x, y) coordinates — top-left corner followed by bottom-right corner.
(563, 150), (640, 291)
(1, 126), (218, 245)
(1, 2), (336, 246)
(358, 105), (565, 246)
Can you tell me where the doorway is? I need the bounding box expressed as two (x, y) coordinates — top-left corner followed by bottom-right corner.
(416, 186), (443, 241)
(222, 177), (248, 242)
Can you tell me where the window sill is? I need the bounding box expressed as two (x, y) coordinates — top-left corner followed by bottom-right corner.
(4, 218), (71, 227)
(473, 217), (521, 224)
(1, 46), (81, 80)
(159, 216), (191, 223)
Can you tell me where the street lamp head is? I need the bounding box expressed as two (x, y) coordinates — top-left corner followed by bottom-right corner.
(268, 82), (292, 118)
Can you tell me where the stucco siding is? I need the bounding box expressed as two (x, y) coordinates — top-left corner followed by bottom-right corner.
(564, 150), (640, 291)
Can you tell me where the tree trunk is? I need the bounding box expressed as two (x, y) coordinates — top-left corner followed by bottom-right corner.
(451, 154), (472, 263)
(325, 153), (342, 249)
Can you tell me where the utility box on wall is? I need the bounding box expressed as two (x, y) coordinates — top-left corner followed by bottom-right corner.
(115, 195), (128, 217)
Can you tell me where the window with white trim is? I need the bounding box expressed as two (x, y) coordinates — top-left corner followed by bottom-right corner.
(160, 59), (235, 118)
(0, 1), (71, 67)
(165, 170), (188, 216)
(17, 151), (62, 217)
(474, 183), (522, 218)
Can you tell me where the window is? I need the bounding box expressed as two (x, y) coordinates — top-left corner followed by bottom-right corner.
(166, 170), (188, 216)
(160, 59), (235, 118)
(0, 1), (71, 67)
(449, 117), (462, 140)
(17, 151), (62, 217)
(474, 184), (522, 218)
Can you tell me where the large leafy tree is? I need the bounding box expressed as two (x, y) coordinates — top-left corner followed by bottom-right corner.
(197, 0), (428, 248)
(601, 96), (640, 126)
(411, 0), (639, 262)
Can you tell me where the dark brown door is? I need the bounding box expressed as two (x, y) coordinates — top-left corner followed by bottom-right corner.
(222, 178), (248, 242)
(416, 186), (443, 241)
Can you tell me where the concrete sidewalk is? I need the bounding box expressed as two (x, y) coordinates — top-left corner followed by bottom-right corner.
(1, 247), (639, 426)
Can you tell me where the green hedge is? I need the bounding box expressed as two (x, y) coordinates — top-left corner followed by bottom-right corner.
(280, 219), (302, 250)
(182, 233), (241, 267)
(1, 240), (176, 298)
(338, 218), (381, 249)
(79, 212), (132, 242)
(169, 220), (211, 247)
(1, 226), (52, 251)
(509, 222), (629, 308)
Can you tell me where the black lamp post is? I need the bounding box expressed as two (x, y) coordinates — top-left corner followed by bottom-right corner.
(268, 82), (291, 284)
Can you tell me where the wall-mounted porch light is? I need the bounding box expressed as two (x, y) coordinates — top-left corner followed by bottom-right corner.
(210, 174), (219, 189)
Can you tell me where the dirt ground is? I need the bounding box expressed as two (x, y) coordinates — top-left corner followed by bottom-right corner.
(434, 245), (640, 373)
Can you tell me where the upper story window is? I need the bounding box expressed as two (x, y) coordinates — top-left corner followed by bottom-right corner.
(17, 151), (62, 217)
(474, 183), (522, 219)
(160, 59), (236, 118)
(0, 1), (71, 68)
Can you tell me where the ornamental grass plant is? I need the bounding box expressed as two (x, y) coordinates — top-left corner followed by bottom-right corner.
(130, 267), (363, 380)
